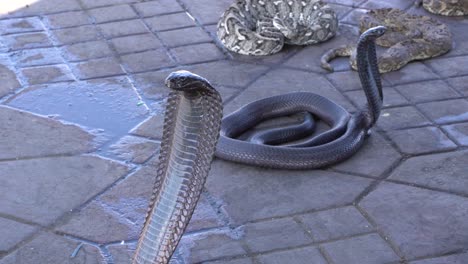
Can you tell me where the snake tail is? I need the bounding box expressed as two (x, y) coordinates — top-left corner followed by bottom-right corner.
(320, 44), (355, 72)
(133, 71), (223, 264)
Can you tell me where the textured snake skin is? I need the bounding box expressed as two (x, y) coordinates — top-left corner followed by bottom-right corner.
(215, 26), (387, 169)
(133, 71), (223, 264)
(217, 0), (338, 56)
(416, 0), (468, 16)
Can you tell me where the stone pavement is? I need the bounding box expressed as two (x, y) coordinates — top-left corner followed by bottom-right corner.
(0, 0), (467, 263)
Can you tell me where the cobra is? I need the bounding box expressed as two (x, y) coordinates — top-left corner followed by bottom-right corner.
(215, 26), (387, 169)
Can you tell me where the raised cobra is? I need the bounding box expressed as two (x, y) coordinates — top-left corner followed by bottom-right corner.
(215, 26), (387, 169)
(133, 71), (223, 264)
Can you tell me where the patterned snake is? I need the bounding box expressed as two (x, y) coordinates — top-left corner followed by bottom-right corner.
(133, 71), (223, 264)
(215, 26), (387, 169)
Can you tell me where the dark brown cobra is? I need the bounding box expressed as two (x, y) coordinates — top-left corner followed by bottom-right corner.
(132, 71), (223, 264)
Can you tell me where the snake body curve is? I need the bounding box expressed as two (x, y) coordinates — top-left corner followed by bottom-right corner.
(133, 71), (223, 264)
(215, 26), (387, 169)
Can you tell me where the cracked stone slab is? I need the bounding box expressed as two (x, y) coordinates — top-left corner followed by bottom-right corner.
(0, 232), (102, 264)
(257, 246), (327, 264)
(0, 218), (38, 252)
(361, 182), (468, 259)
(0, 155), (129, 225)
(443, 123), (468, 146)
(109, 135), (160, 164)
(0, 106), (97, 160)
(389, 150), (468, 196)
(410, 252), (468, 264)
(107, 243), (136, 264)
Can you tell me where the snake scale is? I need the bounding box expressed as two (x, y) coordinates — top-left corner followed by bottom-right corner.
(217, 0), (338, 56)
(415, 0), (468, 16)
(133, 71), (223, 264)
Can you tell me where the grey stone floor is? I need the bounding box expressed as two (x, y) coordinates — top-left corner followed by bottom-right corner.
(0, 0), (467, 263)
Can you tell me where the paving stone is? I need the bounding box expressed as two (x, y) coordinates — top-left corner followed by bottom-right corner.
(5, 0), (81, 17)
(172, 43), (224, 64)
(243, 218), (312, 253)
(443, 18), (468, 57)
(206, 160), (372, 224)
(159, 27), (212, 47)
(206, 258), (254, 264)
(324, 0), (365, 6)
(0, 60), (21, 97)
(231, 44), (300, 65)
(387, 127), (457, 155)
(111, 33), (163, 54)
(327, 70), (364, 92)
(257, 247), (327, 264)
(361, 182), (468, 259)
(382, 62), (439, 86)
(121, 49), (174, 73)
(7, 77), (148, 139)
(427, 55), (468, 78)
(53, 25), (101, 45)
(328, 3), (354, 19)
(394, 80), (460, 103)
(133, 0), (184, 17)
(0, 155), (129, 225)
(345, 87), (408, 109)
(2, 32), (52, 51)
(180, 0), (232, 25)
(298, 206), (373, 242)
(21, 64), (74, 85)
(81, 0), (137, 8)
(0, 218), (38, 252)
(62, 40), (114, 62)
(0, 17), (44, 35)
(443, 123), (468, 146)
(73, 57), (124, 79)
(332, 132), (401, 177)
(145, 13), (195, 32)
(0, 232), (102, 264)
(107, 243), (136, 264)
(377, 106), (431, 130)
(0, 106), (96, 160)
(447, 75), (468, 96)
(389, 150), (468, 196)
(99, 19), (148, 38)
(321, 233), (400, 264)
(410, 252), (468, 264)
(89, 4), (137, 24)
(45, 11), (91, 29)
(178, 231), (246, 263)
(341, 8), (368, 25)
(130, 114), (165, 139)
(109, 135), (159, 164)
(361, 0), (413, 9)
(10, 47), (63, 67)
(418, 99), (468, 124)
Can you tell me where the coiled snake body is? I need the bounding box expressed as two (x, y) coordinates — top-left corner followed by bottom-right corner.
(215, 26), (387, 169)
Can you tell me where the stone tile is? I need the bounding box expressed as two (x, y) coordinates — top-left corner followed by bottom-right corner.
(332, 133), (401, 177)
(443, 123), (468, 146)
(45, 11), (91, 29)
(389, 150), (468, 196)
(88, 4), (137, 24)
(230, 44), (300, 65)
(0, 218), (38, 252)
(111, 33), (163, 54)
(2, 33), (52, 51)
(243, 218), (312, 252)
(62, 40), (114, 62)
(107, 243), (136, 264)
(325, 0), (365, 6)
(206, 160), (372, 224)
(121, 50), (174, 73)
(145, 13), (195, 32)
(73, 57), (124, 79)
(322, 233), (400, 264)
(410, 252), (468, 264)
(206, 258), (254, 264)
(377, 106), (431, 130)
(130, 114), (165, 139)
(257, 247), (327, 264)
(180, 0), (232, 25)
(345, 87), (409, 109)
(53, 25), (101, 45)
(387, 127), (457, 155)
(361, 0), (413, 9)
(447, 75), (468, 96)
(0, 155), (129, 225)
(444, 18), (468, 57)
(133, 0), (184, 17)
(327, 70), (364, 92)
(298, 206), (373, 242)
(172, 43), (225, 64)
(0, 17), (44, 35)
(361, 182), (468, 258)
(5, 0), (81, 17)
(340, 8), (368, 25)
(0, 232), (103, 264)
(21, 64), (74, 85)
(7, 77), (148, 139)
(382, 62), (439, 86)
(0, 61), (21, 97)
(159, 27), (212, 47)
(394, 80), (460, 103)
(328, 3), (353, 19)
(0, 106), (96, 160)
(10, 47), (63, 67)
(109, 135), (159, 164)
(418, 99), (468, 124)
(99, 19), (148, 38)
(427, 56), (468, 78)
(80, 0), (137, 8)
(178, 231), (246, 263)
